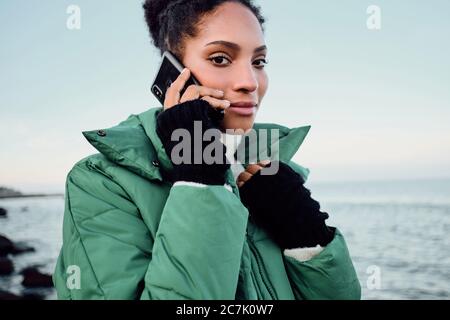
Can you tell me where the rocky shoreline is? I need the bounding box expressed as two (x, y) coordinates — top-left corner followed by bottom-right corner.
(1, 202), (57, 300)
(0, 186), (63, 200)
(0, 187), (22, 198)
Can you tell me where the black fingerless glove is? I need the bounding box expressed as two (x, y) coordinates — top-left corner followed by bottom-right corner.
(239, 161), (335, 249)
(156, 99), (230, 185)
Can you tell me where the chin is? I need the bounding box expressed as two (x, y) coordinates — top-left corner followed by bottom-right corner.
(222, 113), (256, 134)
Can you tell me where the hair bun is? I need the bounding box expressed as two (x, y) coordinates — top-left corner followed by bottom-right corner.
(143, 0), (266, 57)
(142, 0), (177, 47)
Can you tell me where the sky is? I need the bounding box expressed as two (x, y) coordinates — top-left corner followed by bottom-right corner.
(1, 0), (449, 193)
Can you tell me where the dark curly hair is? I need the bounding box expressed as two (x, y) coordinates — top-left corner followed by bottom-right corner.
(142, 0), (266, 59)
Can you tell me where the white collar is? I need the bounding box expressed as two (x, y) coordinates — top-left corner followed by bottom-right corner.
(220, 132), (243, 163)
(220, 132), (245, 180)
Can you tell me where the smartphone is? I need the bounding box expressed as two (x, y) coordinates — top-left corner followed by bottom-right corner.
(150, 51), (225, 119)
(150, 51), (200, 106)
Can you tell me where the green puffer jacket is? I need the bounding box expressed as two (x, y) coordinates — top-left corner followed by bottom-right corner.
(52, 106), (361, 300)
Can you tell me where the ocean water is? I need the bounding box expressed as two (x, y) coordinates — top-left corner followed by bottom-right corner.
(1, 179), (449, 300)
(0, 196), (64, 299)
(308, 178), (450, 300)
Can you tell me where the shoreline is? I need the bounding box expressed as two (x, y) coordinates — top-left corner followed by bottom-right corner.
(0, 194), (64, 200)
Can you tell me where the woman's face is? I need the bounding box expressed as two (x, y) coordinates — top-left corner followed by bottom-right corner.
(181, 1), (269, 132)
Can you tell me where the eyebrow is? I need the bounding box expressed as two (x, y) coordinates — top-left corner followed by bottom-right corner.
(205, 40), (267, 53)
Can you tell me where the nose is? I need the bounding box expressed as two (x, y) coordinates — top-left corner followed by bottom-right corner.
(232, 62), (258, 93)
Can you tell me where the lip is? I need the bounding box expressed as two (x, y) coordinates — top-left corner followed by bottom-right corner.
(230, 102), (257, 108)
(228, 101), (257, 116)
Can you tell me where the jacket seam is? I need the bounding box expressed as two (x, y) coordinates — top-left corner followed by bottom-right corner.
(79, 220), (152, 259)
(70, 162), (150, 241)
(145, 283), (194, 300)
(86, 138), (159, 181)
(247, 239), (276, 299)
(73, 162), (140, 223)
(65, 168), (107, 299)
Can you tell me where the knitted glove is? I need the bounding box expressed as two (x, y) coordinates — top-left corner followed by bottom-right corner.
(156, 99), (230, 185)
(239, 160), (335, 249)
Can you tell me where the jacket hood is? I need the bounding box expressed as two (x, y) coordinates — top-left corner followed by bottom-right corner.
(82, 106), (311, 183)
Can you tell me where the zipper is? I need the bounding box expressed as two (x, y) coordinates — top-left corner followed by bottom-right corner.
(247, 238), (276, 300)
(229, 165), (275, 297)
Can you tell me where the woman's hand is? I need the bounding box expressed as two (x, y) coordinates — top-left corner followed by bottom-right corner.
(236, 160), (271, 188)
(164, 68), (231, 111)
(238, 160), (335, 249)
(156, 68), (232, 186)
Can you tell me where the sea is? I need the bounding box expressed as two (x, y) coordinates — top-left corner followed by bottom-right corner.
(1, 178), (449, 300)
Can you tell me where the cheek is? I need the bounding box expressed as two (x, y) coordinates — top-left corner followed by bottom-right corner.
(258, 73), (269, 99)
(186, 60), (224, 90)
(196, 73), (224, 91)
(183, 58), (218, 88)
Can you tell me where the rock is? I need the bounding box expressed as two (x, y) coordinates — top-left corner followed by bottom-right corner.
(0, 257), (14, 275)
(11, 241), (35, 255)
(0, 290), (45, 300)
(0, 234), (14, 256)
(21, 266), (53, 288)
(0, 207), (6, 217)
(21, 291), (45, 300)
(0, 234), (35, 256)
(0, 290), (22, 300)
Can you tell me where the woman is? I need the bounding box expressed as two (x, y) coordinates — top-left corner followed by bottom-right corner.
(53, 0), (361, 300)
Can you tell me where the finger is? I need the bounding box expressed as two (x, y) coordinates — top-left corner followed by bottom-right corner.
(246, 164), (264, 175)
(178, 84), (201, 103)
(237, 180), (245, 188)
(237, 171), (253, 183)
(164, 69), (192, 109)
(197, 86), (225, 99)
(200, 96), (230, 110)
(179, 84), (226, 104)
(170, 68), (192, 94)
(164, 88), (181, 110)
(257, 159), (271, 167)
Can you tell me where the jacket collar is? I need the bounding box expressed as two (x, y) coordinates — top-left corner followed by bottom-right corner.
(82, 107), (311, 183)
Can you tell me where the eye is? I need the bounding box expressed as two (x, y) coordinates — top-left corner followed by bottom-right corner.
(254, 58), (269, 68)
(208, 54), (231, 66)
(208, 54), (269, 69)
